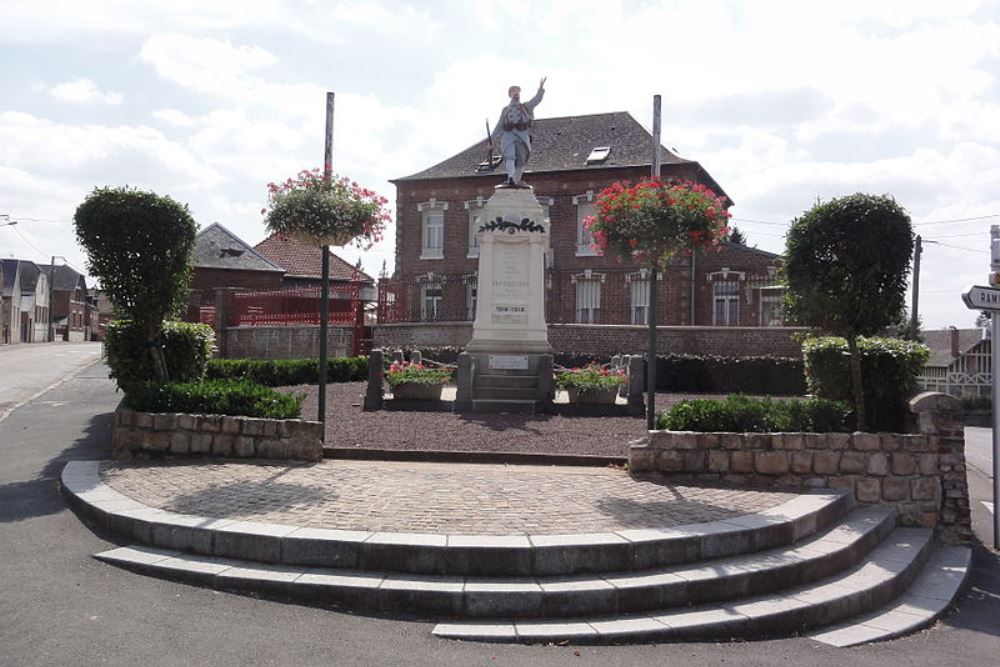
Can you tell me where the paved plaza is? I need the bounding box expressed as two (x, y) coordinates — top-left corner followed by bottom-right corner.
(99, 459), (797, 535)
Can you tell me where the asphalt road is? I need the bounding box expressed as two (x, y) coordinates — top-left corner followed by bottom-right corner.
(965, 427), (994, 479)
(0, 342), (102, 421)
(0, 358), (998, 666)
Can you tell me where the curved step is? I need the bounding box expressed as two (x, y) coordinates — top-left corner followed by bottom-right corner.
(62, 460), (854, 577)
(92, 506), (896, 620)
(808, 545), (972, 647)
(431, 527), (935, 643)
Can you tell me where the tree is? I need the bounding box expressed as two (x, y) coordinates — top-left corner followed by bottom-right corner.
(726, 226), (747, 246)
(784, 193), (913, 430)
(74, 187), (198, 381)
(975, 311), (991, 328)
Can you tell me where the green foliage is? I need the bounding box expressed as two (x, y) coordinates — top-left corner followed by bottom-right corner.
(654, 354), (806, 395)
(206, 357), (367, 386)
(726, 226), (747, 245)
(74, 187), (197, 327)
(961, 395), (991, 412)
(384, 360), (452, 387)
(784, 193), (914, 336)
(106, 320), (214, 393)
(657, 394), (852, 433)
(555, 364), (626, 393)
(803, 336), (929, 431)
(124, 379), (302, 419)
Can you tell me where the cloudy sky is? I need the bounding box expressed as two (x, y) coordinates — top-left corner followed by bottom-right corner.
(2, 0), (999, 329)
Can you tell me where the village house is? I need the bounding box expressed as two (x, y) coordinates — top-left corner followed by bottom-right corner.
(41, 263), (91, 342)
(377, 111), (792, 356)
(1, 258), (21, 344)
(16, 261), (49, 342)
(917, 327), (991, 397)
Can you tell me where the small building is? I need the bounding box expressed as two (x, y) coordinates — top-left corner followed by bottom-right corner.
(16, 261), (49, 342)
(917, 327), (990, 396)
(41, 263), (90, 342)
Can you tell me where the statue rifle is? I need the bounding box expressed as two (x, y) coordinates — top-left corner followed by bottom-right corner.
(485, 118), (496, 168)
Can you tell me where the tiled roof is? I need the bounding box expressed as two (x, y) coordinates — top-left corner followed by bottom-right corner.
(17, 261), (41, 293)
(193, 223), (284, 273)
(254, 234), (374, 283)
(922, 328), (986, 367)
(39, 263), (86, 292)
(393, 111), (729, 203)
(1, 258), (18, 296)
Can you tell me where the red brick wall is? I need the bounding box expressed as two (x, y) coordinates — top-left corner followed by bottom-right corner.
(392, 166), (780, 327)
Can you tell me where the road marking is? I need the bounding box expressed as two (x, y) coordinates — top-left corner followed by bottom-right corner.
(0, 359), (100, 424)
(985, 501), (995, 515)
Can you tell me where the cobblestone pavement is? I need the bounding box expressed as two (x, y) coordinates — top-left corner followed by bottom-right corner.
(100, 460), (798, 535)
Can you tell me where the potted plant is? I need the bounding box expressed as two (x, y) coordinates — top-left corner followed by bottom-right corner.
(556, 364), (626, 404)
(263, 167), (390, 248)
(385, 360), (453, 401)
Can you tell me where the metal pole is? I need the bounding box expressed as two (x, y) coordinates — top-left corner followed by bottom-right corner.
(318, 91), (334, 426)
(646, 94), (662, 430)
(47, 256), (55, 342)
(991, 225), (1000, 549)
(910, 235), (921, 339)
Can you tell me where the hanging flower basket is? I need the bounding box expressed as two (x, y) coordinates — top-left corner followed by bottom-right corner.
(262, 168), (389, 249)
(585, 178), (732, 267)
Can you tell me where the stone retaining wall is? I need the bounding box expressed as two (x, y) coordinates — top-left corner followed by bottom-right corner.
(629, 392), (972, 545)
(111, 407), (323, 462)
(224, 325), (353, 360)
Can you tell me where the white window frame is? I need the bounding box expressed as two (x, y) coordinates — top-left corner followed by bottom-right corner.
(418, 199), (448, 260)
(572, 270), (604, 323)
(420, 282), (443, 321)
(758, 286), (785, 327)
(626, 270), (656, 326)
(712, 281), (741, 326)
(572, 191), (599, 256)
(464, 197), (486, 258)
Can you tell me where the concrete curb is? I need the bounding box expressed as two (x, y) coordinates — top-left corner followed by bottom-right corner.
(62, 460), (853, 577)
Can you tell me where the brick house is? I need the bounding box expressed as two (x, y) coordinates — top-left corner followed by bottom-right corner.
(41, 263), (90, 341)
(383, 112), (785, 346)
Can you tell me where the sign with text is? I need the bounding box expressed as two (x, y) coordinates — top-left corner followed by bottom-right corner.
(491, 242), (530, 325)
(961, 285), (1000, 311)
(489, 354), (529, 370)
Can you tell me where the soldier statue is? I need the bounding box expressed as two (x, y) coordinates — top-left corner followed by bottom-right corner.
(491, 77), (546, 188)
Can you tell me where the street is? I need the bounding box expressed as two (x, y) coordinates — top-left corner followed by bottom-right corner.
(0, 342), (103, 421)
(0, 348), (997, 666)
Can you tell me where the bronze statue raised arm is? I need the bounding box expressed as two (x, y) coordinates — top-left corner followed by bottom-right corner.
(492, 77), (546, 188)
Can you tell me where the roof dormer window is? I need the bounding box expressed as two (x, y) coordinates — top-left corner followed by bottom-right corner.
(586, 146), (611, 164)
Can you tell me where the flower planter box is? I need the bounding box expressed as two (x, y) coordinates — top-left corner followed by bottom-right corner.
(390, 382), (446, 401)
(566, 387), (619, 405)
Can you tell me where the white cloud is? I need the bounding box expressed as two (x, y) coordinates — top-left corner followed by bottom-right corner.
(140, 33), (277, 96)
(49, 78), (123, 105)
(152, 108), (199, 127)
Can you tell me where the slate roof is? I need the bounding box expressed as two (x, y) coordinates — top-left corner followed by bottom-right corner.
(922, 328), (986, 368)
(1, 258), (18, 297)
(40, 263), (86, 292)
(193, 223), (284, 273)
(394, 111), (730, 203)
(254, 234), (374, 283)
(17, 261), (41, 293)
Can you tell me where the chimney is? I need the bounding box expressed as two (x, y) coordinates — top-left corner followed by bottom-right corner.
(950, 326), (959, 358)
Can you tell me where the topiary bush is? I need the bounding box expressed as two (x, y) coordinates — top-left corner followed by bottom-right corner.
(205, 357), (367, 386)
(123, 379), (303, 419)
(657, 394), (852, 433)
(107, 320), (215, 393)
(803, 336), (929, 432)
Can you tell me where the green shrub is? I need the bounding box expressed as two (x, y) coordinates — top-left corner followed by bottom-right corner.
(206, 357), (367, 386)
(106, 319), (215, 392)
(657, 394), (852, 433)
(384, 360), (452, 387)
(803, 336), (928, 432)
(555, 364), (626, 393)
(961, 395), (991, 412)
(123, 379), (303, 419)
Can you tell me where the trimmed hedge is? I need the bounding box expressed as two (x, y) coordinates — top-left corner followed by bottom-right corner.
(658, 394), (852, 433)
(803, 336), (929, 432)
(123, 379), (303, 419)
(106, 319), (215, 392)
(206, 357), (367, 386)
(405, 348), (806, 395)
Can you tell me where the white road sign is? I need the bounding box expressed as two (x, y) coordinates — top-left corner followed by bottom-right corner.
(961, 285), (1000, 311)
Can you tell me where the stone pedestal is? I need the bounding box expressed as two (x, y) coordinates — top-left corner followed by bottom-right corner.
(466, 187), (551, 355)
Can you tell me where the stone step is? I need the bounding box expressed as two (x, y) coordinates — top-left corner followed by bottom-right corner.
(808, 545), (972, 647)
(475, 374), (538, 389)
(473, 387), (538, 401)
(468, 400), (538, 415)
(63, 461), (854, 577)
(431, 527), (935, 643)
(92, 506), (896, 620)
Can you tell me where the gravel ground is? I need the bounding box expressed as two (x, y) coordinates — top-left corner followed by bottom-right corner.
(281, 382), (741, 457)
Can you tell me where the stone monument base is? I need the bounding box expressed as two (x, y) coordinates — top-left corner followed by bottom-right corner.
(455, 351), (554, 413)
